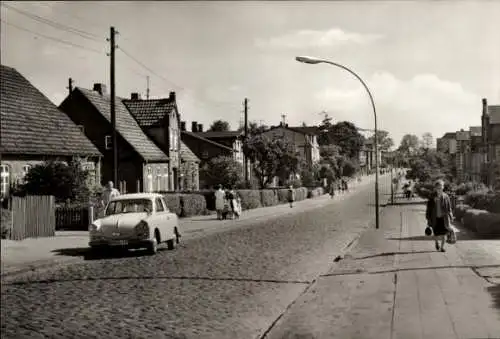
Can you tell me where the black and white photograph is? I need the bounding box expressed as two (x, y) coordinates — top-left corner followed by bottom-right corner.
(1, 1), (499, 338)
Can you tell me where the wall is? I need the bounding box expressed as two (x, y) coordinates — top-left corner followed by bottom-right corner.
(180, 161), (199, 191)
(142, 162), (170, 193)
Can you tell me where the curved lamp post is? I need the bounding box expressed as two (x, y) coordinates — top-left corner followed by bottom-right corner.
(295, 56), (380, 229)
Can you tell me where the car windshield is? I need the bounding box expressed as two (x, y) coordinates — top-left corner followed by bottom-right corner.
(105, 199), (153, 216)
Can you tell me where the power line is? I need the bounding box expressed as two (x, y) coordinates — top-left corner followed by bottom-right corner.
(2, 3), (104, 43)
(35, 2), (109, 31)
(1, 19), (104, 54)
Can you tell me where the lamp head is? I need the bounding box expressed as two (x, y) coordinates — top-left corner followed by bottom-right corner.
(295, 56), (323, 64)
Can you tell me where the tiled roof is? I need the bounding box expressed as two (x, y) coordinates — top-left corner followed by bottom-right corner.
(195, 131), (243, 139)
(489, 105), (500, 124)
(76, 87), (168, 162)
(181, 131), (235, 152)
(0, 65), (101, 157)
(180, 141), (200, 163)
(123, 99), (175, 127)
(288, 126), (320, 135)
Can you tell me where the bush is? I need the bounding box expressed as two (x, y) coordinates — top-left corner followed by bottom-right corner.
(277, 189), (289, 203)
(295, 187), (308, 201)
(474, 212), (500, 235)
(163, 194), (182, 216)
(260, 189), (279, 207)
(236, 190), (262, 210)
(1, 208), (12, 239)
(180, 194), (207, 217)
(308, 187), (325, 199)
(454, 204), (471, 221)
(462, 209), (489, 232)
(455, 182), (487, 196)
(464, 191), (500, 213)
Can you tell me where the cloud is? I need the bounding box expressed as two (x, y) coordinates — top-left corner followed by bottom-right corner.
(255, 28), (383, 49)
(314, 72), (481, 144)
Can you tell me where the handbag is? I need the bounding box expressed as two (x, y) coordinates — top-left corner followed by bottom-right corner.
(446, 230), (457, 244)
(425, 226), (433, 236)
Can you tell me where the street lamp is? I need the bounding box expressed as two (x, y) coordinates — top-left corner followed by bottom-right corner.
(295, 56), (380, 229)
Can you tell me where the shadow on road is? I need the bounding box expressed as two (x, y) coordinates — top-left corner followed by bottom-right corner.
(52, 247), (168, 261)
(389, 233), (500, 241)
(487, 284), (500, 314)
(352, 250), (436, 260)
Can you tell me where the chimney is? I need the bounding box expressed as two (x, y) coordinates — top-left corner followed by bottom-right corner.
(198, 124), (203, 132)
(169, 91), (176, 101)
(180, 121), (186, 131)
(131, 92), (141, 100)
(191, 121), (198, 132)
(482, 98), (488, 116)
(93, 83), (107, 95)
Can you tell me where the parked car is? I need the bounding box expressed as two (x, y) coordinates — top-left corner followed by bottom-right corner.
(89, 193), (180, 254)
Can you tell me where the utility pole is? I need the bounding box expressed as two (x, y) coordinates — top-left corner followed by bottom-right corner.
(110, 26), (118, 186)
(244, 98), (249, 185)
(146, 76), (150, 99)
(67, 78), (73, 95)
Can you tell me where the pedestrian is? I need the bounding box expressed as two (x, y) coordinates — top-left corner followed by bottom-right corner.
(288, 185), (296, 208)
(101, 181), (120, 208)
(214, 185), (225, 220)
(329, 181), (335, 198)
(226, 185), (237, 219)
(425, 179), (454, 252)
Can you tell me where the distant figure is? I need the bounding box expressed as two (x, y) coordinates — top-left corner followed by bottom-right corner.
(288, 185), (296, 208)
(426, 179), (454, 252)
(329, 182), (335, 198)
(214, 185), (225, 220)
(101, 181), (120, 207)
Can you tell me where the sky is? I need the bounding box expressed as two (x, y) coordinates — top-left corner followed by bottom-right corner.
(2, 1), (500, 147)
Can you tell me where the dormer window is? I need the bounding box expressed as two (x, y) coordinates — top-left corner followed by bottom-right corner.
(105, 135), (112, 150)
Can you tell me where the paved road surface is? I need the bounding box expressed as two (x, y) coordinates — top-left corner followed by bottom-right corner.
(1, 177), (390, 339)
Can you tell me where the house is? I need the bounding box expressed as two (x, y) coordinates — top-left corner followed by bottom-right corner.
(59, 84), (169, 193)
(192, 124), (245, 165)
(0, 65), (102, 199)
(123, 93), (200, 191)
(481, 98), (500, 186)
(358, 140), (382, 174)
(436, 132), (457, 154)
(260, 122), (321, 167)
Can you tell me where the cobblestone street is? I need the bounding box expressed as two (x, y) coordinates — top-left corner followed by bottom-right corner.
(1, 177), (390, 339)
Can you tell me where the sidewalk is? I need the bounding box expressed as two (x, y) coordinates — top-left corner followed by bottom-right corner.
(0, 174), (380, 277)
(266, 201), (500, 339)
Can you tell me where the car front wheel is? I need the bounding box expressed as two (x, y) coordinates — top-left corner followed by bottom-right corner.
(147, 238), (158, 255)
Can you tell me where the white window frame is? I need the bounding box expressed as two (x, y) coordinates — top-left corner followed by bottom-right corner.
(1, 164), (10, 196)
(78, 125), (85, 133)
(105, 135), (112, 150)
(22, 164), (31, 177)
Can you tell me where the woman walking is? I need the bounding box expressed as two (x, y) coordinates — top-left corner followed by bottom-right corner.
(425, 179), (454, 252)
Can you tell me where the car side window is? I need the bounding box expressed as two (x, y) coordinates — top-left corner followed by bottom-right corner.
(155, 198), (164, 212)
(160, 198), (169, 212)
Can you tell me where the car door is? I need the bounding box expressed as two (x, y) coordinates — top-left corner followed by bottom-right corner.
(154, 197), (171, 240)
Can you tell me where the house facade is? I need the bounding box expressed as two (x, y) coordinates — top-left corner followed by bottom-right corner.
(260, 123), (320, 167)
(481, 98), (500, 186)
(436, 132), (457, 154)
(59, 84), (169, 193)
(0, 65), (102, 200)
(123, 92), (200, 191)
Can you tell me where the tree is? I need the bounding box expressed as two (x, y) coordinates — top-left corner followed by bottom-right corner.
(18, 159), (90, 203)
(243, 134), (301, 188)
(208, 119), (230, 132)
(367, 130), (394, 152)
(329, 121), (365, 159)
(421, 132), (434, 149)
(237, 120), (269, 136)
(318, 113), (334, 145)
(199, 155), (244, 188)
(398, 134), (420, 155)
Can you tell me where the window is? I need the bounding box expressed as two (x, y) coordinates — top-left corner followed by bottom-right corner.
(155, 198), (164, 212)
(78, 125), (85, 133)
(22, 164), (31, 178)
(156, 167), (162, 191)
(104, 135), (112, 150)
(1, 165), (11, 197)
(147, 166), (152, 174)
(163, 167), (169, 191)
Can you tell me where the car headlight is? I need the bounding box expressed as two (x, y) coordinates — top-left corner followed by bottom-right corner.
(135, 221), (149, 238)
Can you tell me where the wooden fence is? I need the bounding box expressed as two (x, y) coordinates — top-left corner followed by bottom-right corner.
(10, 195), (56, 240)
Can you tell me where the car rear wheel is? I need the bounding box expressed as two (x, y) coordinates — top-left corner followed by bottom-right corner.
(147, 238), (158, 255)
(167, 237), (176, 250)
(174, 227), (181, 244)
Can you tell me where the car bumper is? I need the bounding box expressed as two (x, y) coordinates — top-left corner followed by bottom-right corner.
(89, 239), (152, 249)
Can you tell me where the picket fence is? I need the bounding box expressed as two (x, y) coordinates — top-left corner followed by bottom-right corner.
(10, 195), (56, 240)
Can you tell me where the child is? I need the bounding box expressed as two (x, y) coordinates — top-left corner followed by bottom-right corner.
(288, 185), (296, 208)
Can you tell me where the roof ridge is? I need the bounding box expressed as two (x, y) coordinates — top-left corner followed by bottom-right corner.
(182, 131), (235, 152)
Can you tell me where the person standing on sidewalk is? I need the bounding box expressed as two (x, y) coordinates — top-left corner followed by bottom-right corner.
(101, 181), (120, 208)
(425, 179), (454, 252)
(214, 185), (225, 220)
(288, 185), (296, 208)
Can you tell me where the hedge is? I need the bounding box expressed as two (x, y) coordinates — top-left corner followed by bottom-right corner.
(462, 208), (500, 235)
(260, 189), (279, 207)
(179, 194), (207, 217)
(295, 187), (308, 201)
(236, 189), (262, 210)
(454, 204), (471, 222)
(308, 187), (325, 199)
(464, 191), (500, 213)
(163, 194), (182, 216)
(1, 208), (12, 239)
